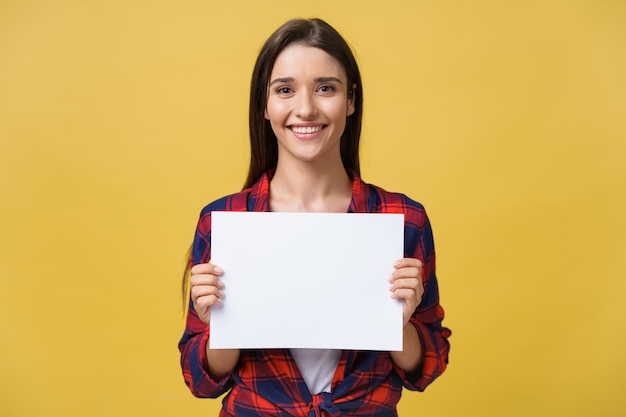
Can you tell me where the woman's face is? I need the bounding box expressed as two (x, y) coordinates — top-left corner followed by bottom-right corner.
(265, 44), (355, 167)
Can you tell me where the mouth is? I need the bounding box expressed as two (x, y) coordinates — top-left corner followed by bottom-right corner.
(289, 124), (325, 134)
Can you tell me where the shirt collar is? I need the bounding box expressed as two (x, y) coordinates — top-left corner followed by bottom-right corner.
(248, 170), (372, 213)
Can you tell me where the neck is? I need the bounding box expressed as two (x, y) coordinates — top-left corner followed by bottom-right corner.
(269, 159), (352, 213)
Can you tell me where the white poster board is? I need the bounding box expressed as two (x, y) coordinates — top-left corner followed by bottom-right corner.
(209, 212), (404, 351)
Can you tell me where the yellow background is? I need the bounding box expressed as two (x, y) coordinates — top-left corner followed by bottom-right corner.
(1, 0), (625, 416)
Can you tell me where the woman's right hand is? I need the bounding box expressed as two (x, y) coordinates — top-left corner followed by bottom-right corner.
(190, 263), (224, 325)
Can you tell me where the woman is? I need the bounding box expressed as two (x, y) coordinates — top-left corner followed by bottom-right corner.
(179, 18), (451, 416)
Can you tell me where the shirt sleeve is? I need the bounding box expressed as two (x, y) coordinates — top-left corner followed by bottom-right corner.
(393, 200), (452, 391)
(178, 207), (234, 398)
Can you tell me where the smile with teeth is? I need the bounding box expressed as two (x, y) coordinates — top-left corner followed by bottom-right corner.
(291, 125), (324, 134)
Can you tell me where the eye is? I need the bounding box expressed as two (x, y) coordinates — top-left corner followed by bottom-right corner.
(318, 85), (336, 93)
(275, 86), (293, 95)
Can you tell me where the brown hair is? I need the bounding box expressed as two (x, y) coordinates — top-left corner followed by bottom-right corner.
(243, 18), (363, 188)
(183, 19), (364, 308)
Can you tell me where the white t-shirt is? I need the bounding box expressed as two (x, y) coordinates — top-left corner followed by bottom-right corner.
(290, 348), (341, 394)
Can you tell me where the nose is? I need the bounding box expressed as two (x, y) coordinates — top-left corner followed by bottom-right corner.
(295, 91), (317, 119)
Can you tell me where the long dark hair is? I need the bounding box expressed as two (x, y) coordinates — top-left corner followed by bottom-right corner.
(183, 18), (364, 308)
(243, 18), (363, 189)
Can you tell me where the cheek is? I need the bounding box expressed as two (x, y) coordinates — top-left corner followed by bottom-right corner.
(264, 100), (274, 121)
(323, 100), (350, 120)
(264, 100), (287, 122)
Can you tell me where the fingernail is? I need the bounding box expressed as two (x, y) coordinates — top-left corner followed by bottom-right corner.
(214, 266), (223, 274)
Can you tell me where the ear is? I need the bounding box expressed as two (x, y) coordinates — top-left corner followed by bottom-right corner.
(346, 84), (356, 116)
(264, 108), (270, 120)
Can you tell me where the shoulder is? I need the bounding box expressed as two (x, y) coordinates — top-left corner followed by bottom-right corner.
(198, 188), (252, 218)
(361, 181), (435, 254)
(198, 171), (270, 219)
(360, 179), (428, 221)
(192, 189), (252, 241)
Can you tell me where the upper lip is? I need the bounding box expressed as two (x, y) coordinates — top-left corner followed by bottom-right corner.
(289, 123), (325, 128)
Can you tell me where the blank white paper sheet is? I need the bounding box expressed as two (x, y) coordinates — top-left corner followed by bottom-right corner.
(209, 211), (404, 351)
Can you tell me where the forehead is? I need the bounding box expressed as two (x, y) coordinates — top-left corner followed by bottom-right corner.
(270, 44), (347, 80)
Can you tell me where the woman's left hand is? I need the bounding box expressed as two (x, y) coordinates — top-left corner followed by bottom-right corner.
(389, 258), (424, 327)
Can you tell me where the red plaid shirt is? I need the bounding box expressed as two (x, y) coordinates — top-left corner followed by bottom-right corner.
(179, 171), (451, 416)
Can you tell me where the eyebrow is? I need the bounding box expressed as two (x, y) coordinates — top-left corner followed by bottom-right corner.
(269, 76), (344, 86)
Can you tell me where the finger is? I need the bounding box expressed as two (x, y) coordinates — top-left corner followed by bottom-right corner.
(393, 258), (423, 269)
(390, 288), (424, 308)
(191, 282), (223, 297)
(388, 270), (422, 288)
(195, 293), (222, 307)
(190, 273), (224, 289)
(389, 267), (421, 283)
(191, 285), (224, 304)
(390, 287), (418, 300)
(191, 262), (223, 276)
(389, 277), (421, 291)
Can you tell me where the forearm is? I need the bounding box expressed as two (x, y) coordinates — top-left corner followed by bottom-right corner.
(390, 323), (423, 373)
(206, 342), (240, 381)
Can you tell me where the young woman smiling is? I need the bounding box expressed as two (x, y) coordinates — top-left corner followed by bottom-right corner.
(179, 18), (451, 417)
